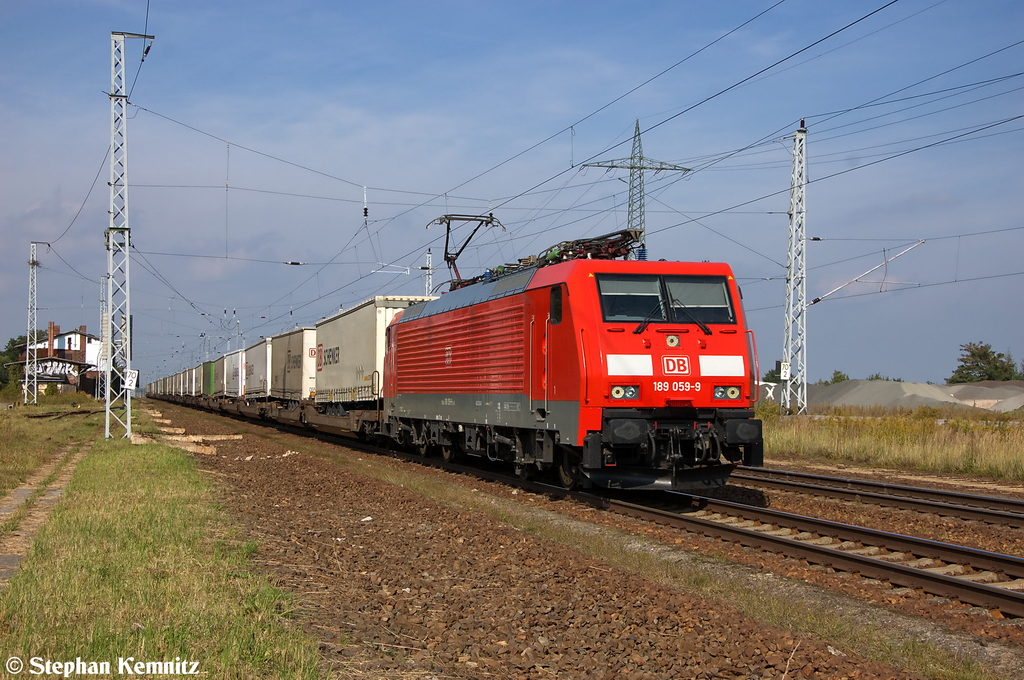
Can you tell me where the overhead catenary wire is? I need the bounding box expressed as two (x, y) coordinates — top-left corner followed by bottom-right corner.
(96, 0), (1024, 366)
(327, 0), (912, 314)
(114, 101), (1024, 348)
(121, 0), (991, 284)
(744, 269), (1024, 313)
(232, 1), (806, 322)
(646, 113), (1024, 240)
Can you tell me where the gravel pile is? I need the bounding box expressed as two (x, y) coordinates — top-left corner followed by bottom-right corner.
(991, 394), (1024, 413)
(807, 380), (963, 409)
(801, 380), (1024, 412)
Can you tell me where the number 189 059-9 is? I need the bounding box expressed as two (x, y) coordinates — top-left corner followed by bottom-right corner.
(653, 381), (701, 392)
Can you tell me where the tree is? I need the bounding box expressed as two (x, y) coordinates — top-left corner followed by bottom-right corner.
(866, 372), (903, 382)
(814, 370), (849, 386)
(948, 342), (1023, 383)
(762, 367), (781, 383)
(0, 335), (28, 389)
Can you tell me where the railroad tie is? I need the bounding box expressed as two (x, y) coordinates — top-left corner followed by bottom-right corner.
(989, 578), (1024, 591)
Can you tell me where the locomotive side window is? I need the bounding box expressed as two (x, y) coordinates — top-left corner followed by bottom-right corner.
(549, 285), (563, 325)
(596, 274), (735, 325)
(664, 275), (735, 325)
(596, 274), (664, 322)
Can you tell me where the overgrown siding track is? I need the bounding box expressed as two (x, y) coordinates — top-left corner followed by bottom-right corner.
(732, 466), (1024, 527)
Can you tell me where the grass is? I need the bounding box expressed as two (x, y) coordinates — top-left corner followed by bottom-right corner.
(0, 408), (325, 679)
(757, 401), (1024, 479)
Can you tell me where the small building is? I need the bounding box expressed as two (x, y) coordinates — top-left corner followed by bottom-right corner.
(18, 322), (102, 396)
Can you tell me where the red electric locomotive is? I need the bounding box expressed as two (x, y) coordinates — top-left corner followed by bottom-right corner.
(382, 228), (763, 491)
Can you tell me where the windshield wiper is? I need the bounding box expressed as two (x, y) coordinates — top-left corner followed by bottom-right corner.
(633, 300), (665, 334)
(669, 294), (712, 335)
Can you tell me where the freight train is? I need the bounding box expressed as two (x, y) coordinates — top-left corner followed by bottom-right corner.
(147, 227), (763, 492)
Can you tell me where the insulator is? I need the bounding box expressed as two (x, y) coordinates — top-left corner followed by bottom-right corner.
(637, 247), (648, 261)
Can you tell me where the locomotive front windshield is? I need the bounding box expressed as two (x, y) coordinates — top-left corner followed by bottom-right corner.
(596, 274), (736, 325)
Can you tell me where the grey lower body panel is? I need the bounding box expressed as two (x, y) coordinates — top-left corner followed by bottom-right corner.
(388, 392), (580, 444)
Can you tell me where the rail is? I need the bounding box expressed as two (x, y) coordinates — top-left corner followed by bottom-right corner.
(600, 492), (1024, 618)
(733, 466), (1024, 528)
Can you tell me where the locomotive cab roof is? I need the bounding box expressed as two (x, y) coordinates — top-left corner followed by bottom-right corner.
(397, 257), (739, 325)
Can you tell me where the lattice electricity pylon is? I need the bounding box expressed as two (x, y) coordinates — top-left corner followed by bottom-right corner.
(25, 242), (40, 405)
(104, 229), (132, 438)
(782, 122), (808, 414)
(585, 120), (690, 259)
(104, 31), (151, 439)
(96, 277), (106, 401)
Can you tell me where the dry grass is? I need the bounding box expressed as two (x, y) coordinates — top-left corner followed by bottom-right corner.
(757, 402), (1024, 479)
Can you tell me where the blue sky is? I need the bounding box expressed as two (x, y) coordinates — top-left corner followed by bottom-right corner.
(2, 0), (1022, 385)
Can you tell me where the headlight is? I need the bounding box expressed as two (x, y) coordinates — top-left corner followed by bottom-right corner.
(713, 386), (742, 400)
(610, 385), (640, 400)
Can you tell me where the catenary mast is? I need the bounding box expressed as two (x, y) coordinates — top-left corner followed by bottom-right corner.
(782, 121), (808, 414)
(104, 32), (152, 438)
(25, 242), (40, 405)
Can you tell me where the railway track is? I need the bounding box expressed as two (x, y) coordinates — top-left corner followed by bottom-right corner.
(401, 449), (1024, 618)
(174, 404), (1024, 619)
(596, 491), (1024, 618)
(732, 466), (1024, 527)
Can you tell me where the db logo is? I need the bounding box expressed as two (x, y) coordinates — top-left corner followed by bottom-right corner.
(662, 356), (691, 375)
(309, 348), (317, 358)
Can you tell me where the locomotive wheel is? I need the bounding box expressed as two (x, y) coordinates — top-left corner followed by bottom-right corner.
(401, 429), (419, 453)
(440, 444), (459, 463)
(557, 452), (582, 490)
